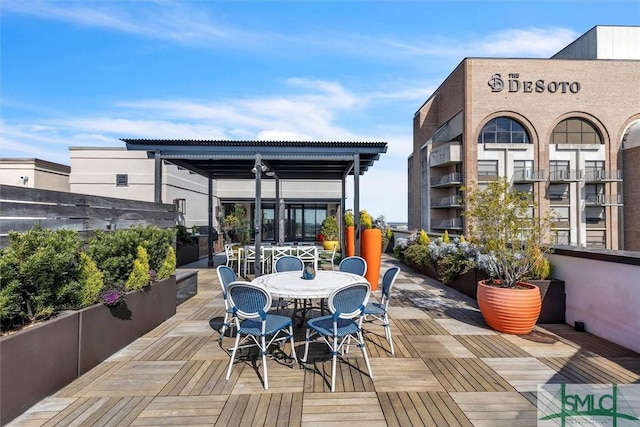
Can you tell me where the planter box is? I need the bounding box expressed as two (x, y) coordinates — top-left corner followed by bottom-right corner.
(529, 278), (566, 324)
(0, 276), (177, 425)
(176, 243), (199, 266)
(448, 269), (489, 299)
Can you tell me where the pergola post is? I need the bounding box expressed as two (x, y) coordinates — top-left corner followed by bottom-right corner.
(254, 154), (263, 276)
(354, 153), (361, 256)
(207, 176), (214, 267)
(154, 151), (162, 203)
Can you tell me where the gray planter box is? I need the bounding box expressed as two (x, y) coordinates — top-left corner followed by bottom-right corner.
(0, 276), (177, 425)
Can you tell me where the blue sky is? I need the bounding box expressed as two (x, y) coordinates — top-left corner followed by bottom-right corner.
(2, 1), (639, 222)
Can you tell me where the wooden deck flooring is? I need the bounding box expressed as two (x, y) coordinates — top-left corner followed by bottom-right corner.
(9, 255), (640, 427)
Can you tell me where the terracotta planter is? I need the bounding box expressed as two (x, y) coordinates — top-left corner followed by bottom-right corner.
(345, 225), (355, 257)
(360, 228), (382, 291)
(476, 279), (541, 334)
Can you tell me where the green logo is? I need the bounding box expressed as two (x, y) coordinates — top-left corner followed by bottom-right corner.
(538, 384), (640, 426)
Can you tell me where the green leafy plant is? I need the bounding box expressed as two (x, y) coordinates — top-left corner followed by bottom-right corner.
(344, 210), (354, 226)
(0, 226), (83, 331)
(78, 252), (105, 307)
(360, 210), (373, 229)
(126, 246), (151, 291)
(157, 246), (177, 279)
(222, 205), (250, 245)
(320, 216), (339, 241)
(176, 225), (196, 246)
(88, 226), (173, 288)
(464, 177), (555, 288)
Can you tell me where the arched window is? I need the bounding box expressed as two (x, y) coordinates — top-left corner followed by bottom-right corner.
(552, 118), (602, 144)
(478, 117), (530, 144)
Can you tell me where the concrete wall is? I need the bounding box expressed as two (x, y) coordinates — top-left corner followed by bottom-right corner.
(0, 158), (70, 191)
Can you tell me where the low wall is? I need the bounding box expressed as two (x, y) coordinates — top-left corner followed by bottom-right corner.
(549, 247), (640, 354)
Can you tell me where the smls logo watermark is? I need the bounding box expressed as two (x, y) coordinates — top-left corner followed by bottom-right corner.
(538, 384), (640, 426)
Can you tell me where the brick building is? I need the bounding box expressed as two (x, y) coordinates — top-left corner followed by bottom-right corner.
(409, 25), (640, 250)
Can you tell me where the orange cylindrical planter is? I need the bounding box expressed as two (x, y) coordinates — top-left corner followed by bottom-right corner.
(345, 225), (355, 257)
(360, 228), (382, 291)
(477, 280), (541, 334)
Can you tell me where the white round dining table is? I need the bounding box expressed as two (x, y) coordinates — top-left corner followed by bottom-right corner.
(251, 270), (366, 299)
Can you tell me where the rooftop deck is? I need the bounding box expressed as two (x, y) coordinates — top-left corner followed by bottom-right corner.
(10, 255), (640, 426)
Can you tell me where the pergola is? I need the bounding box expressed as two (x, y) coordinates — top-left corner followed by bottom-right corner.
(122, 139), (388, 273)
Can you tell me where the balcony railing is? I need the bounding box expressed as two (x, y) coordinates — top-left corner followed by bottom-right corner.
(512, 169), (546, 183)
(431, 173), (462, 188)
(429, 143), (462, 167)
(583, 169), (623, 182)
(585, 194), (623, 206)
(549, 169), (583, 182)
(432, 217), (463, 230)
(431, 195), (462, 208)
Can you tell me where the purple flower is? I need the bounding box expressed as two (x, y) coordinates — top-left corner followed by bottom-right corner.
(100, 288), (125, 307)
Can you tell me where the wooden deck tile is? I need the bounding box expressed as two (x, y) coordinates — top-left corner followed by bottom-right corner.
(482, 357), (572, 392)
(302, 392), (386, 426)
(425, 358), (515, 392)
(131, 395), (226, 426)
(501, 332), (580, 358)
(539, 355), (640, 384)
(378, 391), (472, 427)
(435, 319), (495, 335)
(455, 335), (532, 358)
(368, 358), (444, 392)
(405, 335), (477, 358)
(449, 391), (537, 427)
(394, 318), (450, 336)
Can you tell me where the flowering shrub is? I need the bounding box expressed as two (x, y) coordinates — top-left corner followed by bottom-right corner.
(394, 230), (481, 284)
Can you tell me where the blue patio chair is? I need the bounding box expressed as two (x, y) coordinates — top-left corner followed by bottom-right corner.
(273, 255), (307, 316)
(363, 266), (401, 355)
(225, 281), (297, 390)
(273, 255), (304, 272)
(338, 256), (367, 276)
(300, 281), (373, 392)
(216, 265), (238, 341)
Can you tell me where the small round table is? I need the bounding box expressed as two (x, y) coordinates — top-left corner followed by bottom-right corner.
(251, 270), (366, 299)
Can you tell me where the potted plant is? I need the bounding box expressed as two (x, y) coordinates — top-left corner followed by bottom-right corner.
(344, 210), (355, 257)
(359, 210), (382, 291)
(320, 215), (339, 251)
(222, 204), (250, 245)
(464, 177), (555, 334)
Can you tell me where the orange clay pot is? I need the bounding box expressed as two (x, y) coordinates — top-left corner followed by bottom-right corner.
(345, 225), (355, 257)
(360, 228), (382, 291)
(476, 280), (541, 335)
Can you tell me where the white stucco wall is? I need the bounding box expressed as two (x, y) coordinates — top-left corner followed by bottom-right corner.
(548, 252), (640, 354)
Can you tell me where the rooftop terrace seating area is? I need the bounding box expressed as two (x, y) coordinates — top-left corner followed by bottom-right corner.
(10, 254), (640, 426)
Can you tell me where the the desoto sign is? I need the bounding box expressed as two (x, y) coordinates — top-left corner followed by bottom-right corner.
(489, 73), (581, 94)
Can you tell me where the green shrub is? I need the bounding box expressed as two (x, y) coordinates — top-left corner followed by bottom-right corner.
(402, 243), (432, 268)
(418, 229), (430, 245)
(78, 252), (104, 306)
(157, 246), (176, 279)
(88, 226), (173, 288)
(320, 216), (339, 241)
(126, 246), (151, 291)
(344, 210), (354, 226)
(360, 210), (373, 229)
(0, 226), (83, 330)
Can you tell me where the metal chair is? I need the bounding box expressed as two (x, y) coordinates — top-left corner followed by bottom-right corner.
(224, 243), (240, 272)
(273, 255), (304, 272)
(225, 281), (297, 390)
(216, 265), (238, 342)
(301, 281), (372, 392)
(363, 266), (400, 354)
(338, 256), (367, 276)
(318, 243), (339, 271)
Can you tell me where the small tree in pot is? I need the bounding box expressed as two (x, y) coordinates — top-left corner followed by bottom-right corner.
(320, 215), (339, 250)
(464, 177), (555, 334)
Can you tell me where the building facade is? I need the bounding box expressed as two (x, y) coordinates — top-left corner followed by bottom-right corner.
(69, 147), (343, 242)
(0, 158), (70, 192)
(409, 26), (640, 250)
